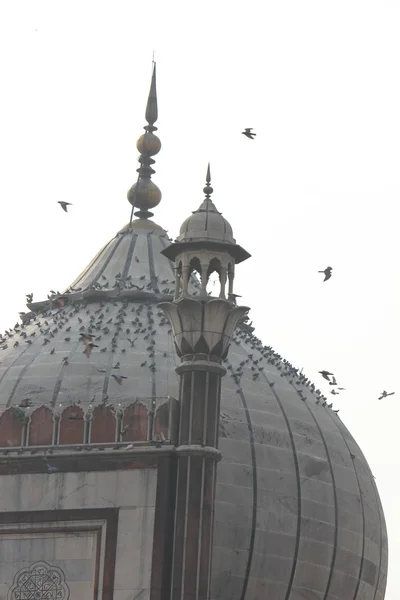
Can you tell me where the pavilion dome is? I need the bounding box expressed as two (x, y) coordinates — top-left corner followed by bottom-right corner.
(178, 197), (235, 244)
(177, 164), (236, 245)
(0, 217), (387, 600)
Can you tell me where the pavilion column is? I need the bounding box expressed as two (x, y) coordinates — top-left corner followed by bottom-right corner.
(158, 297), (249, 600)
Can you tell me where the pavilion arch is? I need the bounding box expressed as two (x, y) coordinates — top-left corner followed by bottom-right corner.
(58, 404), (85, 445)
(120, 401), (150, 442)
(28, 405), (55, 446)
(0, 408), (25, 447)
(89, 404), (117, 443)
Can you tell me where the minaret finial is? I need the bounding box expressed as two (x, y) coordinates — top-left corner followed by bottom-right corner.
(127, 61), (162, 221)
(145, 61), (158, 130)
(203, 163), (213, 200)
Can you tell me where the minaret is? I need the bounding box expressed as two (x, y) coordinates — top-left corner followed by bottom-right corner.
(159, 167), (251, 600)
(127, 62), (162, 221)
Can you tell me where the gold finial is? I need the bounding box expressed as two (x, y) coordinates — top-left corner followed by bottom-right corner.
(127, 62), (162, 220)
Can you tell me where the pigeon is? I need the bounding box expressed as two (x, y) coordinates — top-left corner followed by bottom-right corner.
(18, 398), (32, 408)
(84, 343), (99, 359)
(329, 375), (338, 386)
(318, 266), (332, 282)
(242, 128), (256, 140)
(46, 463), (59, 473)
(68, 412), (83, 420)
(80, 333), (95, 345)
(58, 201), (72, 213)
(319, 370), (333, 381)
(124, 444), (134, 450)
(112, 374), (127, 385)
(113, 361), (120, 370)
(378, 390), (395, 400)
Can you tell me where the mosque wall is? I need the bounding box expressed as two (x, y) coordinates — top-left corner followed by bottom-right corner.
(0, 468), (157, 600)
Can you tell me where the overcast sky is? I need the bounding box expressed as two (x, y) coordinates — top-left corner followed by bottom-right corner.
(0, 0), (399, 596)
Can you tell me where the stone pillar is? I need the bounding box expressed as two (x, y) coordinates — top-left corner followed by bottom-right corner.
(158, 297), (249, 600)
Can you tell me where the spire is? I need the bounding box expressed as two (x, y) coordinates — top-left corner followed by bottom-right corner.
(127, 62), (162, 220)
(203, 162), (213, 201)
(145, 62), (158, 129)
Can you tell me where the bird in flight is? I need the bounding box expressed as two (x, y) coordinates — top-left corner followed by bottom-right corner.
(319, 370), (334, 381)
(112, 374), (127, 385)
(378, 390), (395, 400)
(242, 128), (256, 140)
(329, 375), (338, 386)
(83, 343), (99, 359)
(80, 333), (94, 345)
(58, 201), (72, 213)
(318, 266), (332, 281)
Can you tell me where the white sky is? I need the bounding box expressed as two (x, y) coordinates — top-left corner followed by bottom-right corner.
(0, 0), (399, 596)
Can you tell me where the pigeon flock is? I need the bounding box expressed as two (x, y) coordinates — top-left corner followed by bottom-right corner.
(241, 131), (394, 403)
(2, 127), (393, 412)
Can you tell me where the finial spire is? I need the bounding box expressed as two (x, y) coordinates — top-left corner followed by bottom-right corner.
(145, 62), (158, 129)
(127, 62), (162, 221)
(203, 163), (213, 200)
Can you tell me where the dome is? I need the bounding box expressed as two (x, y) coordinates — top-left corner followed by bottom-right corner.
(178, 198), (235, 244)
(0, 221), (387, 600)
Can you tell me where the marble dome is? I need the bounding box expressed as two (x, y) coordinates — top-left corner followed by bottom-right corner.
(0, 218), (388, 600)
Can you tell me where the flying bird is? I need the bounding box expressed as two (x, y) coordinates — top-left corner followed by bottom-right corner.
(80, 333), (95, 346)
(378, 390), (395, 400)
(58, 201), (72, 213)
(319, 370), (334, 381)
(318, 266), (332, 282)
(112, 374), (127, 385)
(83, 343), (99, 358)
(329, 375), (337, 386)
(242, 128), (256, 140)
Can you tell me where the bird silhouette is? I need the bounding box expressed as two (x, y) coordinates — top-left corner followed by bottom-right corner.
(112, 374), (127, 385)
(329, 375), (338, 386)
(318, 266), (332, 281)
(84, 343), (99, 359)
(242, 128), (256, 139)
(45, 462), (59, 473)
(378, 390), (395, 400)
(58, 201), (72, 212)
(18, 398), (32, 408)
(319, 370), (333, 381)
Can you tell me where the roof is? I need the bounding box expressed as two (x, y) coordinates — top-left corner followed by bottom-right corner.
(0, 217), (387, 600)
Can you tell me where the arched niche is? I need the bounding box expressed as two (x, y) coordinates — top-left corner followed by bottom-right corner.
(121, 402), (149, 442)
(28, 406), (54, 446)
(90, 405), (117, 443)
(59, 405), (85, 445)
(153, 397), (180, 443)
(153, 402), (170, 440)
(0, 408), (25, 447)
